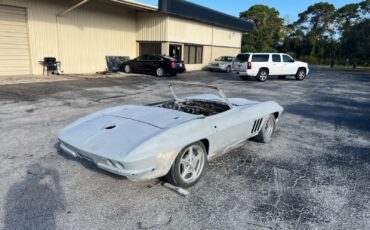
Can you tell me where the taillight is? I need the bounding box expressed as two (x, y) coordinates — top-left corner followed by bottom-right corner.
(171, 61), (177, 68)
(247, 62), (252, 69)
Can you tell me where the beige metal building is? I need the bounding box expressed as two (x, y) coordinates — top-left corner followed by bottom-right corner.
(0, 0), (252, 76)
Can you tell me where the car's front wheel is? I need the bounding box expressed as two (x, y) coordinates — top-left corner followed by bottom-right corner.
(124, 64), (132, 73)
(254, 115), (276, 143)
(166, 142), (207, 188)
(256, 69), (269, 82)
(296, 68), (306, 80)
(156, 67), (165, 77)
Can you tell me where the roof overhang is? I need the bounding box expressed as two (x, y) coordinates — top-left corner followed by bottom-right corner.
(100, 0), (158, 11)
(158, 0), (254, 32)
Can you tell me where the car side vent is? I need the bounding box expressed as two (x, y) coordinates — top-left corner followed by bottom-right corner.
(251, 118), (263, 133)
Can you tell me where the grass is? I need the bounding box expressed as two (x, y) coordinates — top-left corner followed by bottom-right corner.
(312, 65), (370, 73)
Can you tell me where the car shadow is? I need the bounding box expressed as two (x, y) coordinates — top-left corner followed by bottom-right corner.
(54, 143), (127, 180)
(3, 163), (66, 230)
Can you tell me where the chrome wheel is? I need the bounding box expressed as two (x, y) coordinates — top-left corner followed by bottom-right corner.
(124, 65), (131, 73)
(179, 145), (205, 183)
(264, 116), (275, 138)
(226, 66), (231, 73)
(257, 69), (268, 82)
(296, 69), (306, 80)
(156, 67), (164, 77)
(254, 114), (276, 143)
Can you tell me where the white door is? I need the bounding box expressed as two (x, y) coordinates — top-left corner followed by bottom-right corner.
(206, 108), (251, 156)
(270, 54), (283, 75)
(0, 4), (31, 75)
(282, 54), (296, 75)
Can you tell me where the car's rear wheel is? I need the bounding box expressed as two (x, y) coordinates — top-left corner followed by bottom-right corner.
(166, 142), (207, 188)
(256, 69), (269, 82)
(156, 67), (165, 77)
(226, 66), (231, 73)
(124, 65), (132, 73)
(254, 115), (276, 143)
(296, 68), (306, 80)
(278, 76), (286, 79)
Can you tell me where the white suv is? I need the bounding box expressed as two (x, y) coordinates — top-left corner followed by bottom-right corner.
(232, 53), (309, 82)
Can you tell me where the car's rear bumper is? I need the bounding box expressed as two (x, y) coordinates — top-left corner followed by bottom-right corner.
(233, 70), (257, 76)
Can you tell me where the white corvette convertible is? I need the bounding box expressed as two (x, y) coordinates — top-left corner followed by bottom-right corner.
(58, 84), (283, 187)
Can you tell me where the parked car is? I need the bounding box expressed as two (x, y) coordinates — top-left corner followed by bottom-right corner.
(232, 53), (309, 82)
(58, 83), (283, 188)
(206, 56), (234, 72)
(120, 54), (186, 77)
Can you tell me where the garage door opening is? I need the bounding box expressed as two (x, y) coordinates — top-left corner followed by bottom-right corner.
(0, 4), (31, 75)
(139, 42), (161, 56)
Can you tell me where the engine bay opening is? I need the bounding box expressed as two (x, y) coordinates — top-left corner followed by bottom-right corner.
(150, 99), (230, 116)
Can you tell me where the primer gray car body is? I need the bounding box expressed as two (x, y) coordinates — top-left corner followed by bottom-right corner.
(58, 84), (283, 181)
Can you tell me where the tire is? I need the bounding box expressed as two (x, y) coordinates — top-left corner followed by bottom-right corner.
(124, 65), (132, 73)
(296, 68), (306, 80)
(256, 69), (269, 82)
(254, 115), (276, 143)
(278, 76), (286, 79)
(240, 75), (250, 81)
(226, 66), (231, 73)
(156, 67), (165, 77)
(166, 142), (207, 188)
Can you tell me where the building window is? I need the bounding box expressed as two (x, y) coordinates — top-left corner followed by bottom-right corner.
(184, 45), (203, 64)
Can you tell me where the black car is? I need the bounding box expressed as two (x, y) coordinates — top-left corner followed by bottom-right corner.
(120, 54), (186, 77)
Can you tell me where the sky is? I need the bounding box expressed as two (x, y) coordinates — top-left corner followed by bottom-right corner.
(137, 0), (363, 22)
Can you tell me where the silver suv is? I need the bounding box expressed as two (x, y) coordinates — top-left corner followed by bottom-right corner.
(232, 53), (309, 82)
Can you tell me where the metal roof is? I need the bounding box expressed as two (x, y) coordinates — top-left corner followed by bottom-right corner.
(158, 0), (254, 32)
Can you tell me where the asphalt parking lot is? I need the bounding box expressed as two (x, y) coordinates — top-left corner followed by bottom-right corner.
(0, 68), (369, 229)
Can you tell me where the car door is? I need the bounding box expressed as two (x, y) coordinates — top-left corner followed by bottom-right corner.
(206, 107), (252, 157)
(133, 55), (147, 72)
(282, 54), (296, 75)
(145, 55), (161, 73)
(270, 54), (283, 75)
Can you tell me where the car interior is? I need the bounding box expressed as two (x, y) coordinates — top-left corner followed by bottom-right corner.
(150, 99), (231, 116)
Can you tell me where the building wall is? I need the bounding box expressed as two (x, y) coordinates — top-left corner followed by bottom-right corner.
(0, 0), (137, 75)
(166, 16), (242, 70)
(137, 12), (167, 42)
(137, 15), (242, 70)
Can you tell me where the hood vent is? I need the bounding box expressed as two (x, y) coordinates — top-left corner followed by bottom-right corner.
(105, 125), (116, 130)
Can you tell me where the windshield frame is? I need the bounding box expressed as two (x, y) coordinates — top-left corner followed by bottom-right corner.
(169, 83), (233, 109)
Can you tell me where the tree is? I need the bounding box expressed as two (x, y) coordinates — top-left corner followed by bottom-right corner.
(341, 19), (370, 67)
(336, 3), (361, 34)
(240, 5), (285, 52)
(295, 2), (336, 57)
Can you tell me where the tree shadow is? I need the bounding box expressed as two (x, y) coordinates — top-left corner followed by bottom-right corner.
(3, 163), (66, 230)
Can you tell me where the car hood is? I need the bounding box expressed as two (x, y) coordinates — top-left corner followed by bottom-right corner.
(58, 105), (199, 159)
(295, 61), (308, 66)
